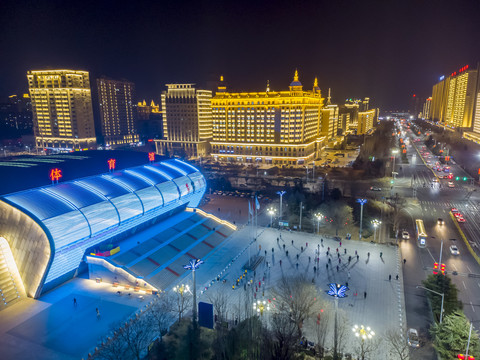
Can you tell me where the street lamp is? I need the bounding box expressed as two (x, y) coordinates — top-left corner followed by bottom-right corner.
(276, 191), (286, 224)
(371, 219), (381, 243)
(357, 199), (367, 241)
(352, 324), (375, 360)
(314, 212), (323, 234)
(253, 299), (270, 316)
(183, 258), (204, 324)
(416, 285), (444, 323)
(267, 207), (276, 227)
(391, 149), (399, 179)
(326, 283), (349, 359)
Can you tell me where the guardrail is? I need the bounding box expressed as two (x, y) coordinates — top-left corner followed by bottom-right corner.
(449, 211), (480, 266)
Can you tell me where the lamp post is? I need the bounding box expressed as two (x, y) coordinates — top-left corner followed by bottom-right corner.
(326, 283), (349, 360)
(277, 191), (286, 224)
(352, 324), (375, 360)
(371, 219), (381, 243)
(416, 285), (444, 323)
(183, 258), (204, 324)
(392, 149), (399, 179)
(357, 199), (367, 241)
(314, 212), (323, 234)
(267, 207), (276, 227)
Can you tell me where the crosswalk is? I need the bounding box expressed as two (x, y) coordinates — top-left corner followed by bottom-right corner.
(419, 199), (480, 211)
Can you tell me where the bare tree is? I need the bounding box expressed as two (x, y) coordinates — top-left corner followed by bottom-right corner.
(95, 333), (128, 360)
(206, 290), (229, 323)
(270, 312), (301, 360)
(172, 284), (193, 322)
(335, 311), (350, 359)
(384, 328), (410, 360)
(148, 293), (175, 336)
(271, 275), (323, 336)
(352, 334), (381, 360)
(315, 306), (331, 358)
(116, 315), (155, 360)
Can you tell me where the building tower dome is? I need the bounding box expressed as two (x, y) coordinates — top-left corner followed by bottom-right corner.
(289, 69), (303, 92)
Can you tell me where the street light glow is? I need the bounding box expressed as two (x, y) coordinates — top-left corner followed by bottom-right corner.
(352, 324), (375, 340)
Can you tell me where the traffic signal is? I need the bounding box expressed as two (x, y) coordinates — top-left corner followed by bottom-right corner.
(456, 176), (460, 181)
(463, 177), (468, 181)
(440, 263), (446, 275)
(433, 262), (439, 275)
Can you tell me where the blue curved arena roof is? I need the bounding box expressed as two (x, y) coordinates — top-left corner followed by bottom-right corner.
(0, 158), (206, 288)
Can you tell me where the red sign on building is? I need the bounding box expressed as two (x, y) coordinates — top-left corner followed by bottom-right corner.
(49, 168), (62, 182)
(108, 158), (116, 171)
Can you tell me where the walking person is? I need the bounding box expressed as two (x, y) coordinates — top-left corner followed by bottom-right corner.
(339, 241), (342, 247)
(73, 298), (77, 307)
(364, 291), (367, 299)
(389, 274), (391, 281)
(96, 307), (101, 320)
(344, 248), (347, 254)
(336, 265), (339, 272)
(357, 254), (359, 261)
(396, 274), (399, 280)
(403, 258), (406, 265)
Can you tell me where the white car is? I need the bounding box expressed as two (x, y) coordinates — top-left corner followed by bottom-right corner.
(407, 328), (420, 348)
(402, 231), (410, 240)
(450, 245), (459, 255)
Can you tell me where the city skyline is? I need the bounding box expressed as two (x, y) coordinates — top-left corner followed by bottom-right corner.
(1, 0), (479, 109)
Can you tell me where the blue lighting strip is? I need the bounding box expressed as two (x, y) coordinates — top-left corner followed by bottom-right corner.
(162, 162), (188, 176)
(125, 169), (156, 185)
(174, 158), (199, 173)
(102, 175), (135, 193)
(145, 165), (173, 180)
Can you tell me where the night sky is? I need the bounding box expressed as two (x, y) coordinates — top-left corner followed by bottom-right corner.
(1, 0), (479, 109)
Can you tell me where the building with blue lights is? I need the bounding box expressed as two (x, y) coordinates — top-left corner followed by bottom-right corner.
(0, 158), (207, 301)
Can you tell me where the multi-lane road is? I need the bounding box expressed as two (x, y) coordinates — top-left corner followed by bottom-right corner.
(388, 122), (480, 359)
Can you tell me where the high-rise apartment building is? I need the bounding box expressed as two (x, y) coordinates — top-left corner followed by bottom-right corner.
(210, 71), (325, 165)
(97, 77), (138, 146)
(155, 84), (212, 158)
(137, 100), (163, 141)
(431, 65), (478, 129)
(422, 97), (432, 119)
(27, 70), (96, 150)
(357, 109), (376, 135)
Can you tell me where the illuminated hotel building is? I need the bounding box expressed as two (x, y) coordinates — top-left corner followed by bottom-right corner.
(211, 71), (325, 165)
(320, 89), (339, 140)
(155, 84), (212, 158)
(357, 109), (376, 134)
(97, 77), (138, 146)
(431, 65), (478, 129)
(27, 70), (96, 150)
(422, 97), (432, 119)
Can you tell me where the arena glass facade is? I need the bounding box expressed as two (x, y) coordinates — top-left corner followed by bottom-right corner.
(0, 159), (206, 298)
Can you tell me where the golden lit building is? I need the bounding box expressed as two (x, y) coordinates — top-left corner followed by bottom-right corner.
(97, 77), (138, 146)
(320, 88), (339, 140)
(211, 71), (325, 165)
(357, 109), (376, 134)
(27, 70), (96, 150)
(155, 84), (212, 158)
(137, 99), (160, 120)
(431, 65), (478, 129)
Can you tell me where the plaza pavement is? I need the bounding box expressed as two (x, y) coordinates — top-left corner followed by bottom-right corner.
(186, 225), (407, 359)
(0, 277), (155, 360)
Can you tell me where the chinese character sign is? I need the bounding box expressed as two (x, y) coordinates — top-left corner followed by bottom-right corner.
(148, 152), (155, 162)
(108, 158), (116, 171)
(49, 168), (62, 182)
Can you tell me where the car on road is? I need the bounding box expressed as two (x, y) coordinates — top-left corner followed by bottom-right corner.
(448, 182), (455, 188)
(407, 328), (420, 348)
(370, 186), (382, 191)
(437, 218), (444, 225)
(432, 178), (439, 183)
(402, 231), (410, 239)
(454, 212), (463, 218)
(451, 208), (459, 213)
(450, 245), (459, 255)
(457, 217), (466, 223)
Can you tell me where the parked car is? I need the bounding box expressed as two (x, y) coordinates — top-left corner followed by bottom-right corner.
(370, 186), (382, 191)
(402, 231), (410, 240)
(407, 328), (420, 348)
(437, 218), (444, 225)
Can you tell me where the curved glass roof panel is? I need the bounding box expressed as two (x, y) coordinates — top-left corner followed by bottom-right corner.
(162, 161), (188, 175)
(110, 193), (143, 222)
(102, 172), (150, 192)
(81, 201), (119, 235)
(3, 189), (76, 220)
(76, 177), (129, 199)
(46, 183), (105, 208)
(43, 210), (90, 248)
(135, 187), (163, 213)
(126, 168), (169, 186)
(150, 163), (181, 178)
(173, 176), (194, 197)
(172, 159), (199, 174)
(187, 172), (206, 192)
(156, 182), (179, 205)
